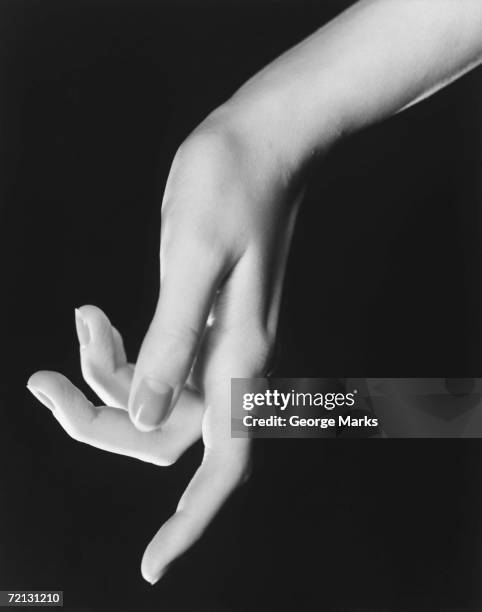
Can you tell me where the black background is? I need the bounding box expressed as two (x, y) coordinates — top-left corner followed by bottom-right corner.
(1, 1), (481, 610)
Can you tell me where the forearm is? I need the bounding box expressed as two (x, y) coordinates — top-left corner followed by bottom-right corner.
(220, 0), (482, 171)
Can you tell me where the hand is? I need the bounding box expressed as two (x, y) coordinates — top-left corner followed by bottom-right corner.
(28, 111), (303, 583)
(124, 115), (304, 581)
(28, 0), (482, 585)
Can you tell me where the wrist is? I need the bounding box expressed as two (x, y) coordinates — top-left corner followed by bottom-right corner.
(216, 73), (345, 175)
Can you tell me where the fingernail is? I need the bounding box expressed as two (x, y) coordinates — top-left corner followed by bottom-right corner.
(75, 308), (90, 348)
(27, 385), (56, 412)
(133, 378), (173, 430)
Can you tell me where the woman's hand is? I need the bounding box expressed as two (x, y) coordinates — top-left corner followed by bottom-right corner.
(27, 0), (482, 585)
(126, 115), (305, 581)
(27, 110), (305, 583)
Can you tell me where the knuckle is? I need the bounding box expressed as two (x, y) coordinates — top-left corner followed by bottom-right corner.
(161, 208), (228, 259)
(66, 421), (87, 444)
(160, 216), (230, 281)
(81, 365), (111, 397)
(61, 402), (94, 445)
(80, 361), (96, 385)
(160, 126), (247, 268)
(175, 125), (235, 169)
(158, 323), (200, 357)
(164, 131), (232, 218)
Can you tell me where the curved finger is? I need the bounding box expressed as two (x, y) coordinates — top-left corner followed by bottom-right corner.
(27, 371), (203, 466)
(75, 305), (132, 408)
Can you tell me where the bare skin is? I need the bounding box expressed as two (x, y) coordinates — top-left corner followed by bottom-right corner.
(27, 0), (482, 585)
